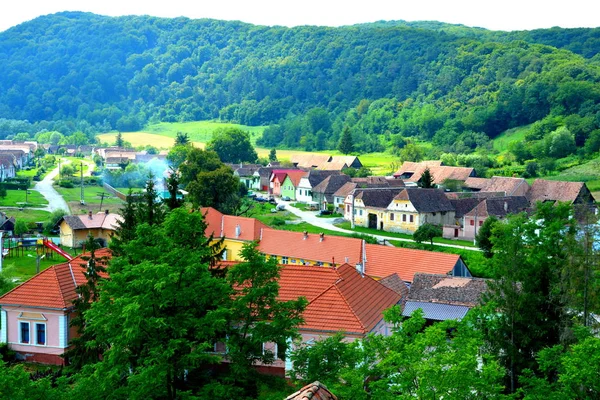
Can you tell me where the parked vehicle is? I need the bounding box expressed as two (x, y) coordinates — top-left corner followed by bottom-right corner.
(319, 209), (332, 216)
(281, 196), (291, 201)
(276, 203), (286, 211)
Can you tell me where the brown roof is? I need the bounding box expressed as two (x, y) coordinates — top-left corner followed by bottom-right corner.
(355, 188), (404, 208)
(312, 174), (352, 196)
(364, 244), (463, 282)
(0, 249), (112, 309)
(279, 264), (401, 334)
(333, 177), (405, 199)
(379, 273), (410, 298)
(407, 273), (489, 307)
(464, 196), (529, 218)
(290, 154), (332, 169)
(470, 176), (530, 195)
(394, 162), (474, 184)
(285, 170), (309, 187)
(285, 381), (337, 400)
(463, 177), (490, 190)
(450, 198), (485, 218)
(527, 179), (586, 204)
(395, 161), (442, 175)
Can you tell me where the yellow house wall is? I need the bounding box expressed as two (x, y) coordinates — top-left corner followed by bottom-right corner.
(59, 222), (75, 248)
(220, 239), (246, 261)
(60, 223), (116, 248)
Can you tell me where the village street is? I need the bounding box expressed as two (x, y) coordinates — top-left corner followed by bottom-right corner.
(33, 160), (70, 213)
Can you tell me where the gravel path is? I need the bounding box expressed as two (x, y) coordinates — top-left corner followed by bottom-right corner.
(32, 160), (70, 213)
(282, 201), (478, 251)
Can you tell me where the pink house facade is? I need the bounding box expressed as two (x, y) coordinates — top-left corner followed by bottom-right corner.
(0, 249), (111, 365)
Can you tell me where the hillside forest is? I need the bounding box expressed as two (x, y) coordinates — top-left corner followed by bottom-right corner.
(1, 12), (600, 179)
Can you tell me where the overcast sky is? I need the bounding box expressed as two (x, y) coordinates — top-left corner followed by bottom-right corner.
(1, 0), (599, 33)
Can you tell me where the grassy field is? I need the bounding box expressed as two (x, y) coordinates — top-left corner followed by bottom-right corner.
(0, 189), (48, 208)
(0, 209), (51, 224)
(97, 132), (193, 149)
(2, 248), (60, 283)
(542, 156), (600, 199)
(492, 124), (531, 153)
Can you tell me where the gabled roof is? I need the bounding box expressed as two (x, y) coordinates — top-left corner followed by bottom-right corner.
(450, 198), (485, 219)
(61, 213), (122, 231)
(316, 159), (348, 171)
(394, 162), (474, 184)
(407, 273), (489, 307)
(464, 196), (529, 218)
(285, 381), (337, 400)
(481, 176), (529, 196)
(279, 264), (401, 334)
(290, 154), (332, 169)
(527, 179), (587, 204)
(354, 188), (403, 209)
(364, 244), (463, 282)
(379, 273), (410, 298)
(463, 177), (490, 190)
(301, 170), (341, 188)
(334, 182), (358, 199)
(270, 169), (302, 183)
(258, 229), (363, 266)
(395, 161), (442, 175)
(283, 170), (309, 187)
(312, 174), (352, 195)
(393, 189), (455, 213)
(201, 207), (266, 241)
(233, 164), (262, 177)
(0, 249), (112, 309)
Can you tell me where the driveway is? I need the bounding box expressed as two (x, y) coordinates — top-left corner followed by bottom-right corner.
(282, 202), (477, 251)
(32, 160), (70, 213)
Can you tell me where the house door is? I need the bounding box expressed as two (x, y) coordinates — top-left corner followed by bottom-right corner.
(368, 213), (377, 229)
(379, 221), (384, 230)
(454, 228), (459, 238)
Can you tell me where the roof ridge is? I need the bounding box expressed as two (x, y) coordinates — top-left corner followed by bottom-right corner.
(54, 264), (73, 309)
(0, 263), (62, 302)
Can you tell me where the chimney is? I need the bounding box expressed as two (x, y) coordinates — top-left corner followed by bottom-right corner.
(504, 201), (508, 213)
(319, 232), (324, 242)
(88, 211), (93, 220)
(105, 209), (109, 215)
(355, 263), (364, 276)
(303, 231), (308, 240)
(235, 224), (241, 238)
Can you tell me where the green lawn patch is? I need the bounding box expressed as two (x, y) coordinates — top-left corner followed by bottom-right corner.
(0, 209), (51, 224)
(0, 189), (48, 207)
(492, 124), (531, 153)
(144, 121), (267, 145)
(1, 248), (60, 283)
(55, 186), (123, 205)
(335, 221), (476, 247)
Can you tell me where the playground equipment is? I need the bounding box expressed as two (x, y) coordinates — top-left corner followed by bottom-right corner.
(42, 239), (73, 261)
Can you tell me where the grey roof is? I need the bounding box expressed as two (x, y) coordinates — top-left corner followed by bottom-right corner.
(402, 301), (470, 321)
(355, 188), (404, 208)
(379, 273), (410, 298)
(465, 196), (530, 218)
(408, 273), (489, 307)
(395, 189), (455, 213)
(450, 198), (484, 219)
(61, 215), (87, 230)
(313, 174), (352, 195)
(305, 170), (341, 187)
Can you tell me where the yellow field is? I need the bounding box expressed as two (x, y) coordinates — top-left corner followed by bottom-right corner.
(96, 132), (399, 175)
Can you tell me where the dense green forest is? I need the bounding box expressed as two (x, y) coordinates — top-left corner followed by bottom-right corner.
(1, 12), (600, 162)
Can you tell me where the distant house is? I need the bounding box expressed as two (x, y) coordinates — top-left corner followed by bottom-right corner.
(232, 164), (262, 189)
(0, 212), (15, 236)
(290, 154), (363, 170)
(0, 154), (17, 181)
(0, 249), (112, 365)
(280, 170), (307, 200)
(401, 273), (488, 322)
(0, 149), (27, 169)
(270, 169), (302, 196)
(333, 177), (403, 212)
(527, 179), (596, 210)
(253, 167), (275, 191)
(296, 170), (341, 204)
(463, 176), (530, 197)
(394, 161), (475, 186)
(312, 174), (352, 210)
(290, 154), (332, 169)
(58, 211), (122, 248)
(457, 196), (529, 240)
(386, 189), (455, 233)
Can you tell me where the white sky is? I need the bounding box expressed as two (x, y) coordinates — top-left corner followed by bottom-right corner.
(1, 0), (599, 33)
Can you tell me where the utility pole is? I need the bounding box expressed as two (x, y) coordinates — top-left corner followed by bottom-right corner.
(0, 231), (3, 273)
(80, 162), (84, 205)
(58, 158), (61, 181)
(350, 190), (355, 229)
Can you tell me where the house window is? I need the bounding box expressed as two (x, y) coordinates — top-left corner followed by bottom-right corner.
(470, 220), (475, 226)
(36, 323), (46, 346)
(359, 210), (363, 216)
(432, 212), (436, 216)
(479, 221), (483, 227)
(20, 322), (30, 344)
(291, 259), (296, 264)
(409, 215), (414, 223)
(346, 205), (350, 212)
(390, 213), (394, 221)
(402, 214), (406, 222)
(281, 256), (288, 264)
(316, 261), (323, 266)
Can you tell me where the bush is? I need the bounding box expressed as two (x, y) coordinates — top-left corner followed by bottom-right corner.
(0, 343), (16, 362)
(271, 217), (286, 227)
(58, 180), (74, 188)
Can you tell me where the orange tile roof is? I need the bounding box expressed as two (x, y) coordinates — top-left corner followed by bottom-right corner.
(0, 249), (112, 310)
(258, 228), (363, 266)
(278, 264), (401, 335)
(285, 170), (309, 186)
(201, 207), (266, 241)
(364, 244), (461, 282)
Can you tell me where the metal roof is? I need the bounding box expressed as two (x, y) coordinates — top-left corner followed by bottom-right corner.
(402, 301), (470, 321)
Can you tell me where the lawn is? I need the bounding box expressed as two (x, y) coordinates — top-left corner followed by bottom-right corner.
(97, 132), (192, 149)
(55, 186), (123, 205)
(0, 209), (51, 224)
(0, 189), (48, 207)
(334, 221), (477, 247)
(1, 248), (60, 283)
(492, 124), (531, 153)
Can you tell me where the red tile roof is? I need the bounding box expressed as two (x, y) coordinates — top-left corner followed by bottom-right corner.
(285, 381), (337, 400)
(279, 264), (401, 335)
(364, 244), (461, 282)
(258, 228), (363, 266)
(0, 249), (112, 309)
(285, 170), (309, 186)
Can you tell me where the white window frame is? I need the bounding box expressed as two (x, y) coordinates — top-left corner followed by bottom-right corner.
(281, 256), (288, 264)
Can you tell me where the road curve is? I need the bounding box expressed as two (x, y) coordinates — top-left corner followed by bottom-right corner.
(32, 160), (70, 213)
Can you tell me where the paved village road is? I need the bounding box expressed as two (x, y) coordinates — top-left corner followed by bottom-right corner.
(33, 160), (70, 213)
(282, 202), (479, 251)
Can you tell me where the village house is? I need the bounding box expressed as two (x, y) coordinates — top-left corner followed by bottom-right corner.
(527, 179), (596, 210)
(231, 163), (262, 189)
(295, 170), (340, 204)
(0, 249), (112, 365)
(278, 170), (308, 200)
(401, 273), (488, 323)
(58, 211), (122, 248)
(463, 176), (530, 196)
(312, 174), (352, 210)
(393, 161), (475, 186)
(0, 154), (17, 181)
(344, 188), (405, 230)
(333, 176), (403, 213)
(252, 166), (275, 192)
(269, 169), (299, 196)
(384, 188), (456, 233)
(290, 154), (363, 171)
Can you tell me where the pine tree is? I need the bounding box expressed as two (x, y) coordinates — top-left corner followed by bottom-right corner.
(165, 168), (183, 211)
(137, 175), (164, 226)
(420, 167), (434, 188)
(115, 132), (124, 148)
(268, 148), (277, 162)
(338, 126), (354, 154)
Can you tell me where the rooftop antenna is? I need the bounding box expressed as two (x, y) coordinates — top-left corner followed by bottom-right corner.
(97, 192), (107, 211)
